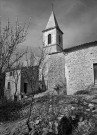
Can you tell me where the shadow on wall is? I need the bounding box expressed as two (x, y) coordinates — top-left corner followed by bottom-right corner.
(38, 75), (47, 93)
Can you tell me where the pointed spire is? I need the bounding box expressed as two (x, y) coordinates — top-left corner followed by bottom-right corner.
(42, 4), (63, 34)
(45, 4), (59, 30)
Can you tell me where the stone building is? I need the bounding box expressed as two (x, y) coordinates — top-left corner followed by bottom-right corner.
(4, 66), (40, 100)
(42, 9), (97, 95)
(4, 9), (97, 97)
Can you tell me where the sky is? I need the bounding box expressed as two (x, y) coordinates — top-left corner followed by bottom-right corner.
(0, 0), (97, 50)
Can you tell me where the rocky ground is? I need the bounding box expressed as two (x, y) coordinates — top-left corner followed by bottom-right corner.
(1, 91), (97, 135)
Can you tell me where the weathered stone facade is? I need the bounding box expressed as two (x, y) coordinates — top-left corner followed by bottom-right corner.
(43, 9), (97, 95)
(42, 10), (65, 93)
(47, 52), (65, 92)
(4, 66), (40, 100)
(65, 43), (97, 94)
(5, 69), (21, 99)
(45, 41), (97, 95)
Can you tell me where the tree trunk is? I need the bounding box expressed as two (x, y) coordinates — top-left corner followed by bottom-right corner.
(14, 83), (18, 101)
(26, 93), (34, 133)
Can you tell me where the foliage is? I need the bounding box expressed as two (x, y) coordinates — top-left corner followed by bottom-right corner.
(54, 81), (66, 95)
(74, 90), (90, 95)
(74, 83), (97, 95)
(0, 98), (32, 122)
(54, 84), (62, 94)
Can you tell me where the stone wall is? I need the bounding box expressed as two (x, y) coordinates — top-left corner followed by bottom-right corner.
(4, 70), (21, 99)
(65, 45), (97, 95)
(47, 52), (66, 93)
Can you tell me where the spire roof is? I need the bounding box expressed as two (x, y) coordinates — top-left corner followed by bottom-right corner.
(45, 10), (59, 30)
(42, 7), (63, 34)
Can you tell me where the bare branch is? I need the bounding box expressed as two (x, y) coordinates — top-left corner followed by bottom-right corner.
(0, 18), (30, 98)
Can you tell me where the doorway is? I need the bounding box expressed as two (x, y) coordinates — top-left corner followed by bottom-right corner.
(24, 83), (27, 94)
(93, 63), (97, 85)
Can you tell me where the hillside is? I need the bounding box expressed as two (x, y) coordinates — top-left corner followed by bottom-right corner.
(0, 92), (97, 135)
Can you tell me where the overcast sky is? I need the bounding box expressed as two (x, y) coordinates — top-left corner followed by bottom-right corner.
(0, 0), (97, 49)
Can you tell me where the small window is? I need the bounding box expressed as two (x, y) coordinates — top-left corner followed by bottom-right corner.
(7, 82), (11, 89)
(48, 34), (51, 44)
(24, 83), (27, 93)
(93, 63), (97, 84)
(59, 35), (61, 44)
(10, 71), (13, 76)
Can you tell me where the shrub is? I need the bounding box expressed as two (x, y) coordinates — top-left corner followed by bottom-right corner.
(74, 90), (90, 95)
(54, 83), (66, 95)
(74, 83), (96, 95)
(0, 98), (32, 122)
(0, 100), (22, 122)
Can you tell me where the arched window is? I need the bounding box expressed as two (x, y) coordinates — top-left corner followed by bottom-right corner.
(48, 34), (51, 44)
(7, 82), (11, 89)
(59, 35), (61, 44)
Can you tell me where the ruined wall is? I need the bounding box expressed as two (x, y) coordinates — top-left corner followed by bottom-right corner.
(46, 52), (66, 93)
(65, 45), (97, 95)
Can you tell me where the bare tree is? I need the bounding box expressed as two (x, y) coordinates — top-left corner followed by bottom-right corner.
(13, 68), (21, 101)
(13, 53), (24, 101)
(22, 47), (48, 134)
(0, 19), (29, 98)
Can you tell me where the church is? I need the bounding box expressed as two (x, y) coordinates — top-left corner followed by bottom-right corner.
(42, 9), (97, 95)
(4, 9), (97, 99)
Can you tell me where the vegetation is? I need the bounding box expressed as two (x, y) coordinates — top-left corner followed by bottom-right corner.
(1, 93), (97, 135)
(0, 97), (31, 122)
(22, 47), (48, 133)
(74, 89), (90, 95)
(0, 18), (97, 135)
(0, 19), (29, 98)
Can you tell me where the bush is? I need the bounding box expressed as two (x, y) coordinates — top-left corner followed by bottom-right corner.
(54, 84), (66, 95)
(0, 100), (22, 122)
(74, 90), (90, 95)
(0, 98), (31, 122)
(74, 84), (97, 95)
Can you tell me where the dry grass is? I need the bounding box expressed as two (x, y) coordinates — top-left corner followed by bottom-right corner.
(0, 93), (97, 135)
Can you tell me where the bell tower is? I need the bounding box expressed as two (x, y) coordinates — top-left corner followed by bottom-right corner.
(42, 6), (63, 54)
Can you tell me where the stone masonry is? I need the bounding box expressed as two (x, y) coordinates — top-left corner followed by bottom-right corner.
(42, 9), (97, 95)
(47, 52), (65, 92)
(65, 43), (97, 94)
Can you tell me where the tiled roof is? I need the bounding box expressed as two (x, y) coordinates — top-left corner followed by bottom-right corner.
(64, 41), (97, 53)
